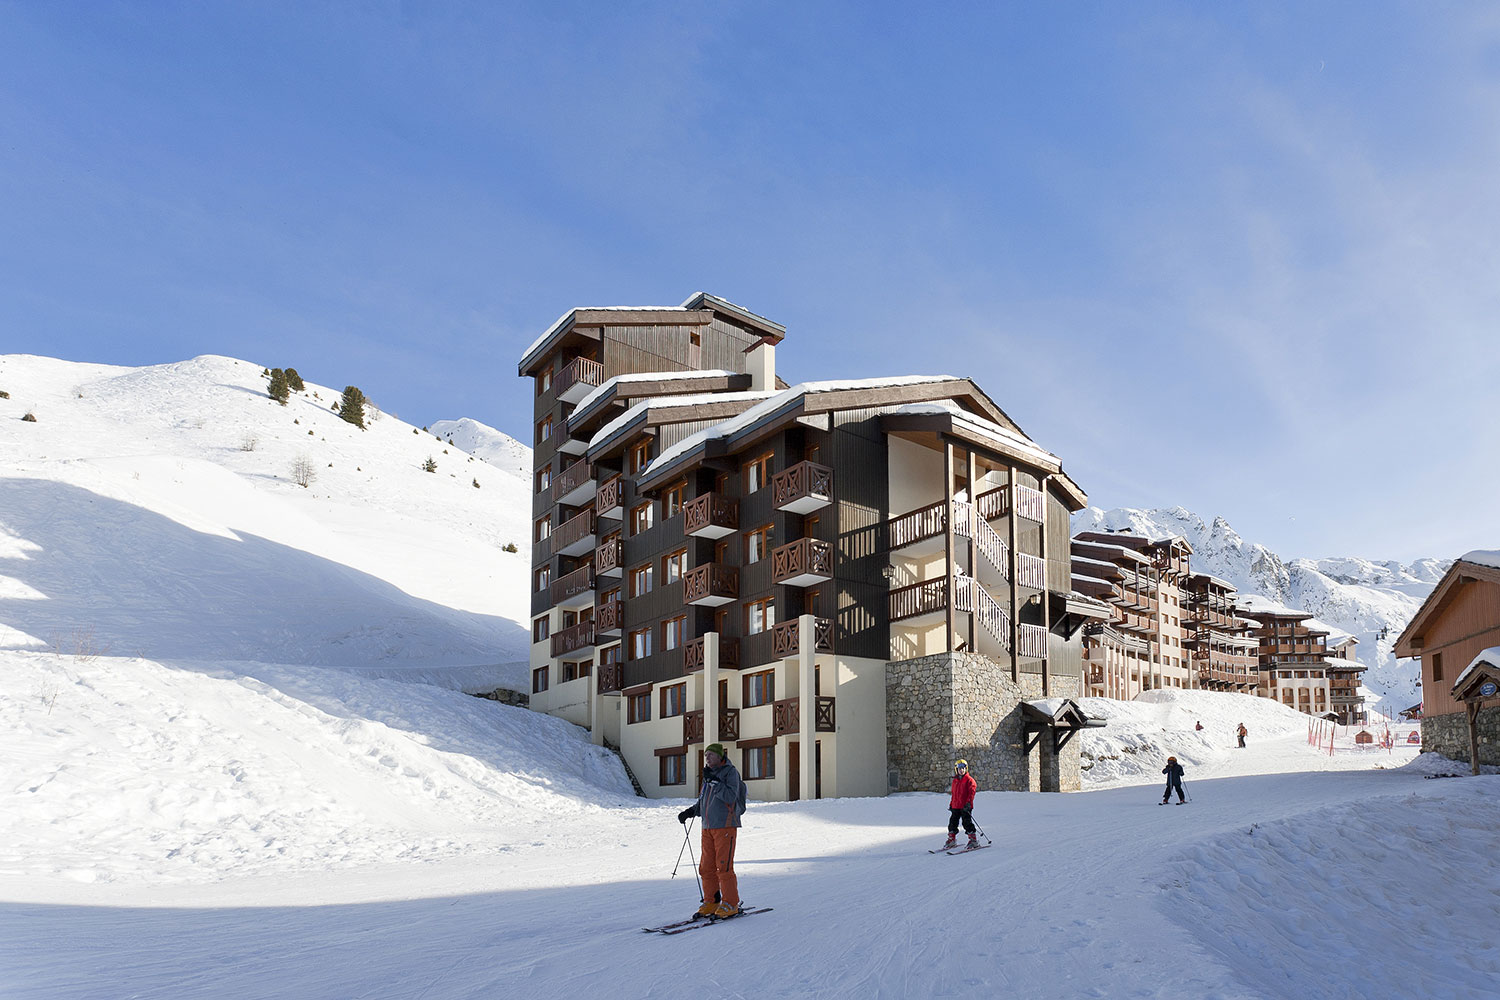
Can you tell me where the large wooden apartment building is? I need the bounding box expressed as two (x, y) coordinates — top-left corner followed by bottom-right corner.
(519, 293), (1103, 801)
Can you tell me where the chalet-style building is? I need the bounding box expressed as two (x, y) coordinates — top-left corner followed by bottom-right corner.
(1238, 597), (1367, 724)
(1394, 550), (1500, 765)
(1071, 533), (1258, 699)
(519, 293), (1103, 801)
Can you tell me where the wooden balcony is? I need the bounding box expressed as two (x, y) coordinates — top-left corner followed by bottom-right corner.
(554, 458), (595, 506)
(772, 696), (836, 737)
(888, 498), (951, 554)
(595, 474), (623, 519)
(889, 578), (951, 624)
(595, 533), (623, 577)
(1015, 552), (1047, 590)
(1013, 484), (1046, 523)
(554, 427), (588, 456)
(553, 508), (597, 557)
(595, 596), (622, 636)
(683, 492), (738, 539)
(597, 658), (624, 694)
(684, 562), (738, 607)
(684, 635), (740, 672)
(771, 461), (833, 514)
(556, 356), (605, 405)
(683, 707), (741, 745)
(771, 617), (834, 659)
(771, 537), (833, 587)
(550, 619), (596, 659)
(1017, 623), (1048, 659)
(550, 563), (595, 610)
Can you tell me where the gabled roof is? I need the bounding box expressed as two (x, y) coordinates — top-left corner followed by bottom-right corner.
(568, 370), (751, 436)
(1022, 699), (1105, 730)
(1451, 646), (1500, 700)
(586, 390), (778, 462)
(1394, 554), (1500, 657)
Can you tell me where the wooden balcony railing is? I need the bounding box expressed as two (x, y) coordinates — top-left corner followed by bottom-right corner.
(550, 563), (595, 607)
(595, 596), (622, 635)
(683, 710), (704, 746)
(889, 578), (950, 622)
(771, 617), (834, 659)
(596, 659), (623, 694)
(550, 619), (595, 659)
(556, 356), (605, 404)
(595, 474), (623, 519)
(683, 707), (741, 743)
(554, 458), (595, 504)
(1015, 552), (1047, 590)
(719, 707), (741, 741)
(771, 461), (833, 514)
(683, 492), (738, 538)
(771, 537), (833, 587)
(684, 635), (740, 672)
(684, 562), (738, 606)
(552, 508), (597, 556)
(595, 533), (623, 576)
(975, 485), (1009, 521)
(1018, 623), (1048, 659)
(1013, 484), (1046, 523)
(888, 498), (951, 551)
(772, 696), (836, 737)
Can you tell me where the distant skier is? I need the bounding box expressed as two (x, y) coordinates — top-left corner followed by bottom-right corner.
(1161, 756), (1186, 804)
(1194, 720), (1204, 732)
(1236, 722), (1248, 749)
(944, 759), (979, 850)
(677, 743), (747, 919)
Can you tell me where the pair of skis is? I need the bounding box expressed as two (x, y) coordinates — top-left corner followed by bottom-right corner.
(643, 906), (773, 935)
(929, 843), (990, 856)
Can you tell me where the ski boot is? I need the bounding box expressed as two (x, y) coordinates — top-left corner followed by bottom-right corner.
(695, 900), (717, 918)
(710, 901), (742, 920)
(966, 834), (979, 850)
(943, 834), (957, 850)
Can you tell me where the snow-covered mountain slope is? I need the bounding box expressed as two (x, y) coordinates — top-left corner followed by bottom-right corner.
(1073, 506), (1448, 711)
(0, 354), (532, 681)
(429, 417), (530, 479)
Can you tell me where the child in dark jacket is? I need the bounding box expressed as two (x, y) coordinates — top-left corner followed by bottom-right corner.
(1161, 757), (1186, 804)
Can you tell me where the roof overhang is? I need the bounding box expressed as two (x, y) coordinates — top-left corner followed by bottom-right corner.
(1395, 559), (1500, 657)
(518, 307), (713, 376)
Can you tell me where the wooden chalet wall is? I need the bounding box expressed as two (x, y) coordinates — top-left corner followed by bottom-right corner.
(1420, 577), (1500, 718)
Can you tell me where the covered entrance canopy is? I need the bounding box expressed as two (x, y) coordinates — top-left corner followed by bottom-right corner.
(1451, 647), (1500, 775)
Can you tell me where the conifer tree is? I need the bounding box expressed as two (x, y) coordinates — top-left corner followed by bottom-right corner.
(339, 385), (367, 429)
(268, 368), (290, 405)
(285, 368), (305, 392)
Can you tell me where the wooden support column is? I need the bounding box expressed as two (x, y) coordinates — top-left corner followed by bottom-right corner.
(798, 614), (816, 799)
(944, 439), (956, 655)
(1039, 474), (1050, 697)
(1007, 464), (1019, 682)
(1468, 700), (1482, 777)
(705, 631), (720, 749)
(966, 447), (978, 654)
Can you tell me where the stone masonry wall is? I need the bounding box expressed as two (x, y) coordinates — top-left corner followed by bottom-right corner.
(1422, 705), (1500, 767)
(886, 652), (1084, 794)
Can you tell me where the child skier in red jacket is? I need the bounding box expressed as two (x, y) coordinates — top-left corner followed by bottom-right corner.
(944, 759), (979, 850)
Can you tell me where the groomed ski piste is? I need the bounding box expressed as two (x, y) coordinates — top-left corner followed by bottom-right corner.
(3, 354), (1498, 1000)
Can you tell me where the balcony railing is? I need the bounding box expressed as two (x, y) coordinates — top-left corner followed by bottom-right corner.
(771, 537), (833, 587)
(1018, 623), (1048, 659)
(550, 563), (595, 609)
(1015, 552), (1047, 590)
(683, 710), (703, 746)
(595, 533), (623, 577)
(595, 475), (623, 519)
(888, 498), (952, 551)
(597, 659), (623, 694)
(683, 707), (741, 745)
(1013, 484), (1046, 523)
(771, 617), (834, 659)
(683, 492), (738, 538)
(889, 578), (950, 622)
(684, 562), (738, 606)
(553, 508), (597, 557)
(771, 461), (833, 514)
(554, 458), (595, 506)
(684, 635), (740, 672)
(772, 696), (836, 737)
(595, 596), (622, 636)
(556, 356), (605, 404)
(550, 619), (595, 659)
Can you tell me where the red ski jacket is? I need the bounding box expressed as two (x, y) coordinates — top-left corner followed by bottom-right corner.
(949, 772), (977, 810)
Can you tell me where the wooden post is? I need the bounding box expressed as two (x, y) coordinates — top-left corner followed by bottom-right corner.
(1468, 700), (1482, 777)
(799, 614), (815, 799)
(1007, 464), (1019, 682)
(1039, 474), (1051, 697)
(966, 447), (977, 655)
(705, 631), (720, 749)
(944, 439), (955, 655)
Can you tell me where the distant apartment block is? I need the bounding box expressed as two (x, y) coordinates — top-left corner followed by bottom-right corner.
(518, 293), (1105, 800)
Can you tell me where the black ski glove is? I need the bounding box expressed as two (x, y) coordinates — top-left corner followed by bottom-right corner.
(677, 808), (693, 824)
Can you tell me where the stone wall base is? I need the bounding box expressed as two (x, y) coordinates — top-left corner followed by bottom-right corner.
(1422, 705), (1500, 766)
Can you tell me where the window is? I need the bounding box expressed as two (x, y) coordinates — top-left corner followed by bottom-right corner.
(535, 515), (552, 543)
(629, 563), (653, 598)
(532, 666), (550, 694)
(601, 585), (621, 606)
(745, 669), (775, 707)
(662, 549), (688, 585)
(663, 615), (688, 651)
(538, 367), (553, 395)
(663, 481), (687, 519)
(690, 331), (702, 347)
(562, 660), (591, 682)
(627, 690), (650, 724)
(630, 439), (653, 475)
(744, 452), (774, 493)
(631, 502), (654, 536)
(537, 416), (552, 443)
(660, 753), (687, 786)
(660, 682), (686, 718)
(628, 627), (653, 660)
(1432, 651), (1444, 682)
(532, 617), (550, 643)
(536, 467), (551, 494)
(746, 597), (776, 636)
(745, 524), (774, 564)
(535, 566), (551, 593)
(743, 745), (774, 780)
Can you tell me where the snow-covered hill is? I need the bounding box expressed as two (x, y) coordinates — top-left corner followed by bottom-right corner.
(429, 417), (530, 480)
(1073, 505), (1448, 711)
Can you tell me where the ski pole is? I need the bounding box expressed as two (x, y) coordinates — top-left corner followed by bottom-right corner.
(973, 819), (993, 846)
(672, 818), (704, 899)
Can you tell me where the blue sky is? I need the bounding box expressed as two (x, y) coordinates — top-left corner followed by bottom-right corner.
(3, 2), (1497, 562)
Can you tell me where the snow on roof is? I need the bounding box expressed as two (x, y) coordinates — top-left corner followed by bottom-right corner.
(1192, 573), (1236, 591)
(1451, 646), (1500, 694)
(880, 400), (1059, 468)
(589, 390), (778, 453)
(1072, 556), (1122, 575)
(641, 376), (963, 481)
(1459, 549), (1500, 571)
(1071, 572), (1114, 587)
(1236, 595), (1310, 619)
(572, 369), (737, 422)
(1072, 539), (1151, 563)
(519, 305), (697, 371)
(1027, 698), (1069, 717)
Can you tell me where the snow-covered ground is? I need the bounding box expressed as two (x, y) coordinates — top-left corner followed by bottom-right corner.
(3, 354), (1497, 999)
